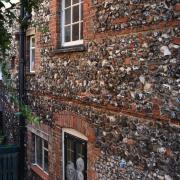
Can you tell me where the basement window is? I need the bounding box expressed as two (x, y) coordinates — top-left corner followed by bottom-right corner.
(61, 0), (83, 47)
(32, 134), (48, 173)
(63, 129), (87, 180)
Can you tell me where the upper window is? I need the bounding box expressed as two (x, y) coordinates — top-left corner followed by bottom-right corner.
(62, 0), (83, 47)
(30, 36), (35, 72)
(32, 134), (48, 173)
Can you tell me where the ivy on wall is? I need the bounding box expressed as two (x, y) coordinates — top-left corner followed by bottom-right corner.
(0, 0), (42, 124)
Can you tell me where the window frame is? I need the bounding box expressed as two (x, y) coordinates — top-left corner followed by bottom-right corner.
(29, 35), (35, 73)
(61, 0), (83, 47)
(33, 134), (49, 174)
(62, 128), (87, 180)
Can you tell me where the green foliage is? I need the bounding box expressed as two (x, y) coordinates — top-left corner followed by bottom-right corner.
(0, 0), (41, 124)
(0, 0), (15, 62)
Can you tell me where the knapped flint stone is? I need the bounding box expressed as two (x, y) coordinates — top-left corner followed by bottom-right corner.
(3, 1), (180, 179)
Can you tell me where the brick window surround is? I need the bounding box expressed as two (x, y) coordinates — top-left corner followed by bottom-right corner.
(49, 0), (92, 52)
(27, 124), (50, 180)
(52, 111), (100, 180)
(27, 112), (100, 179)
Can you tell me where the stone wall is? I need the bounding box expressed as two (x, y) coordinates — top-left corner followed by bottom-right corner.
(26, 93), (180, 179)
(22, 0), (180, 123)
(94, 0), (179, 32)
(3, 0), (180, 179)
(0, 81), (19, 144)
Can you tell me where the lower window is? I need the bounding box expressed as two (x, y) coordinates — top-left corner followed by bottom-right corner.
(64, 132), (87, 180)
(32, 134), (48, 173)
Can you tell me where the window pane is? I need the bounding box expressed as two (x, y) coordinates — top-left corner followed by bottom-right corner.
(67, 139), (73, 150)
(36, 136), (42, 167)
(44, 140), (48, 149)
(31, 49), (35, 63)
(80, 22), (83, 39)
(72, 23), (79, 41)
(73, 5), (79, 23)
(32, 134), (35, 163)
(81, 3), (83, 20)
(67, 139), (74, 162)
(65, 8), (71, 25)
(73, 0), (79, 4)
(76, 142), (84, 159)
(31, 49), (35, 72)
(65, 0), (71, 8)
(31, 37), (35, 47)
(65, 26), (71, 42)
(44, 150), (48, 172)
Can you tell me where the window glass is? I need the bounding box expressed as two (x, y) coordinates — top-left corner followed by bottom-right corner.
(44, 150), (48, 172)
(65, 0), (71, 7)
(31, 37), (35, 47)
(44, 140), (48, 149)
(67, 139), (74, 162)
(30, 36), (35, 72)
(65, 8), (71, 25)
(72, 23), (79, 41)
(64, 133), (87, 180)
(81, 3), (83, 20)
(80, 22), (83, 39)
(65, 26), (71, 42)
(31, 49), (35, 62)
(73, 0), (79, 4)
(72, 5), (79, 23)
(36, 136), (42, 167)
(32, 134), (35, 163)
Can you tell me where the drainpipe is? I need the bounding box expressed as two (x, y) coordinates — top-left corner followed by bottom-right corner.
(19, 0), (26, 179)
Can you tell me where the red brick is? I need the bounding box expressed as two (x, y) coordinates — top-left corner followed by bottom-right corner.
(124, 58), (131, 65)
(172, 37), (180, 45)
(174, 3), (180, 11)
(112, 17), (128, 25)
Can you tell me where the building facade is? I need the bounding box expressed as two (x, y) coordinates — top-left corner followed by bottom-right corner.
(0, 0), (180, 180)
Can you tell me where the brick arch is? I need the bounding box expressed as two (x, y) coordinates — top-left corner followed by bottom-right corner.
(53, 110), (96, 142)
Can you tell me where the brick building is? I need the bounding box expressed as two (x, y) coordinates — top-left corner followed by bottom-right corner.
(0, 0), (180, 180)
